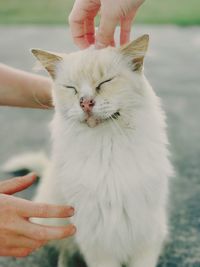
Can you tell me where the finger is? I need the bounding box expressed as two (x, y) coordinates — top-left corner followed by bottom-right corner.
(120, 7), (141, 46)
(69, 0), (100, 49)
(20, 201), (74, 219)
(1, 234), (47, 249)
(0, 247), (33, 257)
(19, 221), (76, 241)
(110, 38), (115, 47)
(0, 173), (36, 195)
(120, 17), (132, 45)
(95, 11), (118, 49)
(84, 17), (95, 45)
(69, 6), (89, 49)
(69, 18), (89, 49)
(84, 5), (99, 45)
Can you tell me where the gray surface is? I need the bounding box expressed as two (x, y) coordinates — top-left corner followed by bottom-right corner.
(0, 26), (200, 267)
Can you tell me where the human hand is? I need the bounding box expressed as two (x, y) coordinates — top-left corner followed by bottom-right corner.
(0, 174), (75, 257)
(69, 0), (145, 49)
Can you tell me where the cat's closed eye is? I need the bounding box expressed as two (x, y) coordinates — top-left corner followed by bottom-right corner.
(62, 85), (78, 95)
(96, 77), (114, 93)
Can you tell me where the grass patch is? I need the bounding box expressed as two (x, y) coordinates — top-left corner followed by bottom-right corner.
(0, 0), (199, 25)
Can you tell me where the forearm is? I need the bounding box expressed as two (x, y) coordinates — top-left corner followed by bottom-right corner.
(0, 64), (53, 109)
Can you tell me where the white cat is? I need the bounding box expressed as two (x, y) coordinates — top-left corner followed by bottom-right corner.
(17, 35), (174, 267)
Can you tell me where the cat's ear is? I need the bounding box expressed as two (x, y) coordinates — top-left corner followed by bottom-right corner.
(31, 49), (63, 79)
(119, 34), (149, 72)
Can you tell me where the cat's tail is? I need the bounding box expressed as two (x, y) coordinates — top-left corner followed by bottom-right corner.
(2, 151), (49, 178)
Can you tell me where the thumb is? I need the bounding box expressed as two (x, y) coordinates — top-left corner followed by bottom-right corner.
(0, 173), (36, 195)
(95, 11), (118, 49)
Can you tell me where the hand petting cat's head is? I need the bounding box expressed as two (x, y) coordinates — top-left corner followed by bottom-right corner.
(32, 34), (149, 128)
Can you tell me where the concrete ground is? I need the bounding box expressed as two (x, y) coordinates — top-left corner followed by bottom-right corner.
(0, 25), (200, 267)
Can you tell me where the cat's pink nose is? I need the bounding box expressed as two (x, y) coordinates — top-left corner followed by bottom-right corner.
(80, 97), (95, 113)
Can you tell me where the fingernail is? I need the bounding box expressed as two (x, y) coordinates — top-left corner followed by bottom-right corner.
(68, 207), (75, 216)
(24, 172), (37, 182)
(70, 225), (76, 235)
(26, 172), (37, 179)
(95, 41), (106, 49)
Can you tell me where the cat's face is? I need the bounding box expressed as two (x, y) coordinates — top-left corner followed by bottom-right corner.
(32, 35), (149, 128)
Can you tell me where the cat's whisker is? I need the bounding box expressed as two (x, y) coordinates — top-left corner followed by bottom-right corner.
(63, 110), (82, 121)
(60, 115), (78, 135)
(95, 107), (116, 114)
(109, 119), (130, 150)
(112, 113), (133, 138)
(109, 115), (131, 145)
(67, 110), (81, 117)
(64, 122), (77, 136)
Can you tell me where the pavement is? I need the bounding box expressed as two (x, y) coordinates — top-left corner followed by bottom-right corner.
(0, 25), (200, 267)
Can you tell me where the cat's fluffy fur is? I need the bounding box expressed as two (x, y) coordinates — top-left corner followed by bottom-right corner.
(13, 35), (173, 267)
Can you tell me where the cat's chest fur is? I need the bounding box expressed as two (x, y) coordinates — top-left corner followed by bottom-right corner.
(50, 112), (170, 258)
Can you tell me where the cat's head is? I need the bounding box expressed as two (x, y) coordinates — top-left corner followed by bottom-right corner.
(32, 34), (149, 128)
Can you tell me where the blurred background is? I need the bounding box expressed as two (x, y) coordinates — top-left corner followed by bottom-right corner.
(0, 1), (200, 267)
(0, 0), (200, 25)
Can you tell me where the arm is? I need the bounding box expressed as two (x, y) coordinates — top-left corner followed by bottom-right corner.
(0, 64), (53, 109)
